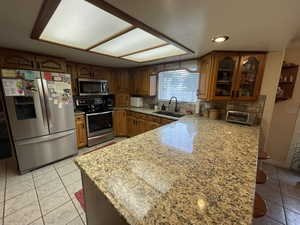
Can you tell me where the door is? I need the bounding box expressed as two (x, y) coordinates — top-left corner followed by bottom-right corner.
(86, 112), (113, 137)
(66, 62), (78, 96)
(113, 110), (127, 137)
(0, 50), (36, 70)
(36, 56), (67, 73)
(127, 116), (135, 137)
(75, 115), (87, 148)
(198, 55), (212, 100)
(234, 54), (266, 101)
(77, 64), (93, 79)
(41, 72), (75, 134)
(1, 70), (49, 140)
(211, 53), (239, 100)
(15, 130), (76, 173)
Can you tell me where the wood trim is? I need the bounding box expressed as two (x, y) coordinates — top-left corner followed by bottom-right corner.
(124, 52), (188, 63)
(86, 0), (194, 54)
(86, 26), (136, 50)
(119, 43), (169, 58)
(31, 0), (61, 39)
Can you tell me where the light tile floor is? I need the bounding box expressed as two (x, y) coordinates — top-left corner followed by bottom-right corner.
(1, 140), (300, 225)
(0, 138), (125, 225)
(253, 163), (300, 225)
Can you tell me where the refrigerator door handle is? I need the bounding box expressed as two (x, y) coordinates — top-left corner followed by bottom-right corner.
(15, 130), (75, 146)
(42, 78), (53, 129)
(37, 78), (48, 129)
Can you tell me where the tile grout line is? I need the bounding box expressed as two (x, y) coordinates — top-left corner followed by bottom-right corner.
(32, 171), (46, 225)
(54, 162), (85, 225)
(2, 160), (7, 225)
(277, 167), (289, 225)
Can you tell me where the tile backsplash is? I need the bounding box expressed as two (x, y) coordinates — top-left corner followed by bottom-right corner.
(199, 95), (266, 124)
(139, 95), (266, 125)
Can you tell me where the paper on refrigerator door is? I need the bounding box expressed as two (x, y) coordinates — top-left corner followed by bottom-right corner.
(2, 79), (25, 96)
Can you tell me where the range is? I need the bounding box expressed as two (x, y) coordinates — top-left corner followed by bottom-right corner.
(75, 95), (114, 147)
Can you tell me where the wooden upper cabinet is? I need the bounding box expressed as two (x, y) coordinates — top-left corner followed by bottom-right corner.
(92, 66), (109, 80)
(77, 64), (93, 79)
(113, 69), (130, 93)
(198, 52), (266, 101)
(66, 62), (78, 96)
(198, 54), (212, 100)
(210, 53), (240, 101)
(35, 55), (67, 73)
(115, 93), (130, 107)
(0, 49), (37, 70)
(130, 67), (157, 96)
(234, 54), (266, 101)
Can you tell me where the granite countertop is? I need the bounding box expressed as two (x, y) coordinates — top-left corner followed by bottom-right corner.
(75, 115), (259, 225)
(74, 110), (85, 116)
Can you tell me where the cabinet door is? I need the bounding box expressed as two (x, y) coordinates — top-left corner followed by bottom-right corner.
(115, 93), (130, 107)
(114, 69), (130, 93)
(0, 49), (36, 70)
(211, 53), (240, 101)
(75, 115), (87, 148)
(145, 121), (160, 131)
(127, 116), (135, 137)
(77, 64), (93, 79)
(198, 55), (212, 99)
(36, 56), (67, 73)
(113, 110), (127, 137)
(92, 66), (109, 80)
(234, 54), (266, 101)
(66, 62), (78, 96)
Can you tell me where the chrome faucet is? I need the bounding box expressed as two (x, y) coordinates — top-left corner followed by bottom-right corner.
(168, 96), (179, 112)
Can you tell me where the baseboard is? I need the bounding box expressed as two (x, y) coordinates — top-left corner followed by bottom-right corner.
(264, 159), (290, 169)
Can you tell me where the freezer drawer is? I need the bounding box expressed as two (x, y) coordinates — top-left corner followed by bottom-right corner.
(14, 130), (77, 173)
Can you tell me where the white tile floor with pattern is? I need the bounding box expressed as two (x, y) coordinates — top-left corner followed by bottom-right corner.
(1, 141), (300, 225)
(0, 138), (126, 225)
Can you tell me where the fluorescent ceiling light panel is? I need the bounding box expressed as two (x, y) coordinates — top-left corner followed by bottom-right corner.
(123, 45), (187, 62)
(40, 0), (132, 49)
(90, 28), (167, 57)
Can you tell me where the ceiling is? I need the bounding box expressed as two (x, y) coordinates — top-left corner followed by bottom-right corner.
(1, 0), (300, 68)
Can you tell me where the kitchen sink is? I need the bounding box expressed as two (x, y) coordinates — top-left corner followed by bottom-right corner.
(154, 111), (184, 118)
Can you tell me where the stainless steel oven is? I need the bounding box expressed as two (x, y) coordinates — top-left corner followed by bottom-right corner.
(86, 111), (113, 146)
(78, 79), (108, 96)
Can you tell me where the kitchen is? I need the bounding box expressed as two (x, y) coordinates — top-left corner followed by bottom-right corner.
(0, 0), (300, 225)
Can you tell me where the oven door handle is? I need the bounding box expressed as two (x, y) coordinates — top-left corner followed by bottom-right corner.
(86, 111), (112, 117)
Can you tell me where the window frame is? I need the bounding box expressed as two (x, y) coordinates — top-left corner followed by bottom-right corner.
(157, 69), (200, 103)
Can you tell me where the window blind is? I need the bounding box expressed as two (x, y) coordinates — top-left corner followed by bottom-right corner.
(158, 70), (199, 103)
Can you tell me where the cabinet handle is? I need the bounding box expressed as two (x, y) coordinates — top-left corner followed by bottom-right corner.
(236, 91), (239, 98)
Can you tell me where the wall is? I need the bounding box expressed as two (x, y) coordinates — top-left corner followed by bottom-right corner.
(265, 48), (300, 168)
(260, 51), (286, 167)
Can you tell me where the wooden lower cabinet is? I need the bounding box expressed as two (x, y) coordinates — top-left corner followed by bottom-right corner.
(75, 114), (87, 148)
(126, 111), (175, 137)
(113, 110), (127, 137)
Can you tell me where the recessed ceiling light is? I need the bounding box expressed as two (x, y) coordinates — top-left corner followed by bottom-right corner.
(212, 35), (229, 43)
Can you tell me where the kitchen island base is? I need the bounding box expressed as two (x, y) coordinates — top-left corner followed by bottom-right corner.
(82, 172), (129, 225)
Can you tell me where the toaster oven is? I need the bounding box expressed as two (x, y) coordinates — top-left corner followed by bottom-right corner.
(226, 111), (256, 125)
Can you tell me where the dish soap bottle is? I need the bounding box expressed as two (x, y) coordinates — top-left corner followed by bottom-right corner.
(161, 104), (166, 111)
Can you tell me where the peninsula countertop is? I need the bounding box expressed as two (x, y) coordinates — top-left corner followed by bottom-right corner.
(75, 115), (259, 225)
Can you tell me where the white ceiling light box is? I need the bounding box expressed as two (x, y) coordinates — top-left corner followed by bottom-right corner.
(40, 0), (132, 49)
(90, 28), (167, 57)
(34, 0), (191, 63)
(123, 45), (187, 62)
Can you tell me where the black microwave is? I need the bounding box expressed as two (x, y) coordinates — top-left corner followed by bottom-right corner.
(78, 79), (108, 96)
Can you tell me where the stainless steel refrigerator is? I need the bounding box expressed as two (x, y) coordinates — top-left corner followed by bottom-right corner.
(1, 69), (77, 173)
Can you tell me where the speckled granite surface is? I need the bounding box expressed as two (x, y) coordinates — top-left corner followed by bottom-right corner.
(76, 116), (259, 225)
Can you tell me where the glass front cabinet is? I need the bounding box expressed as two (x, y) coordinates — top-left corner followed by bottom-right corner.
(198, 52), (266, 101)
